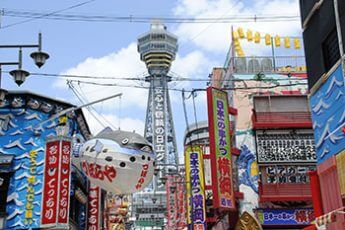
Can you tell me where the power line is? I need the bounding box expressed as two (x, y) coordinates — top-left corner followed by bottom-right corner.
(1, 0), (96, 29)
(2, 9), (300, 24)
(1, 70), (308, 82)
(67, 78), (308, 91)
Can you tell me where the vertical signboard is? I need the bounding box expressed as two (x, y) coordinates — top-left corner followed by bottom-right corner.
(207, 87), (235, 210)
(153, 87), (166, 189)
(175, 176), (187, 229)
(185, 145), (207, 229)
(58, 140), (72, 224)
(336, 150), (345, 197)
(41, 140), (61, 227)
(87, 183), (100, 230)
(166, 175), (176, 230)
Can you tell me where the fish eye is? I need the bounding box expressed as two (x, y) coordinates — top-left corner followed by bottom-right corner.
(130, 157), (136, 162)
(120, 162), (126, 167)
(122, 138), (129, 145)
(105, 156), (113, 162)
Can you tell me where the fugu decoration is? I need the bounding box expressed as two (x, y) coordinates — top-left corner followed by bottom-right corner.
(77, 128), (155, 194)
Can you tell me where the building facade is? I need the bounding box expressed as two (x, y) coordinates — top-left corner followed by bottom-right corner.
(0, 91), (91, 229)
(300, 0), (345, 228)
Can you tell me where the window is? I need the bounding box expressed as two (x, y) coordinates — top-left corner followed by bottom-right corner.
(0, 173), (11, 214)
(322, 28), (341, 71)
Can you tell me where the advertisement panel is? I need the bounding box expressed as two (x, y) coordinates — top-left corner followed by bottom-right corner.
(185, 145), (207, 229)
(256, 129), (316, 164)
(58, 140), (72, 224)
(41, 140), (61, 227)
(309, 63), (345, 164)
(87, 183), (100, 230)
(256, 208), (315, 225)
(206, 87), (235, 210)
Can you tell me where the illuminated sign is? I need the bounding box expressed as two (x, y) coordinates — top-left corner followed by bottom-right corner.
(41, 140), (61, 227)
(207, 87), (235, 210)
(185, 145), (207, 229)
(256, 129), (316, 164)
(87, 183), (100, 230)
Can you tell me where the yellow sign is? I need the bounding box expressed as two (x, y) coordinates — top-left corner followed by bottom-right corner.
(336, 150), (345, 197)
(184, 145), (206, 228)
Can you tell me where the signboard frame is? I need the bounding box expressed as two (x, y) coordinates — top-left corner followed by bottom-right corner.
(206, 87), (235, 210)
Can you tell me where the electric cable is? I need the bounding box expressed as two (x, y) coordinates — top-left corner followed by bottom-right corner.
(1, 0), (96, 29)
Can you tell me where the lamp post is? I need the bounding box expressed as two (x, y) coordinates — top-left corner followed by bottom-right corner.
(0, 33), (50, 100)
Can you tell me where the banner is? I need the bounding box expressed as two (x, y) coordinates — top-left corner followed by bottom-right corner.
(41, 140), (61, 226)
(185, 145), (207, 229)
(207, 87), (235, 210)
(58, 140), (72, 224)
(256, 208), (315, 225)
(87, 183), (100, 230)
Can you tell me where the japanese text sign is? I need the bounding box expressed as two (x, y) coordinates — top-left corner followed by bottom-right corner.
(58, 140), (72, 224)
(256, 208), (315, 225)
(87, 183), (100, 230)
(207, 87), (235, 209)
(185, 145), (207, 229)
(41, 140), (61, 226)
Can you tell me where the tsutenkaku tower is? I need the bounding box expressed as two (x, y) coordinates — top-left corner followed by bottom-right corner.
(138, 21), (178, 190)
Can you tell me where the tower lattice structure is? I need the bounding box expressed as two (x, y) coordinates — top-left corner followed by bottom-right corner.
(138, 21), (179, 188)
(132, 21), (179, 228)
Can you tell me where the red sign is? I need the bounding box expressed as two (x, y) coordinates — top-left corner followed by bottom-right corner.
(58, 140), (72, 224)
(82, 161), (117, 182)
(41, 140), (61, 226)
(207, 87), (235, 210)
(87, 183), (100, 230)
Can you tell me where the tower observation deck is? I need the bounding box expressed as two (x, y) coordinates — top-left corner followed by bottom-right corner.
(133, 22), (179, 228)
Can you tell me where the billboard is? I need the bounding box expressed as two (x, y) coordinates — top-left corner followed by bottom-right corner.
(185, 145), (207, 229)
(256, 208), (315, 225)
(309, 63), (345, 164)
(207, 87), (235, 210)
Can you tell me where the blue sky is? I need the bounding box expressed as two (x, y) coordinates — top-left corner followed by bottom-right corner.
(1, 0), (302, 160)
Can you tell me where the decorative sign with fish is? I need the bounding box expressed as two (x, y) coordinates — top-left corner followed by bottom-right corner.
(77, 128), (155, 194)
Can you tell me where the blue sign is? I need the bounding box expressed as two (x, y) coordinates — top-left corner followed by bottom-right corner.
(309, 63), (345, 164)
(256, 208), (315, 225)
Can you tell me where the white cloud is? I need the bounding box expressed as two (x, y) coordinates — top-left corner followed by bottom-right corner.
(172, 0), (301, 55)
(55, 43), (149, 110)
(82, 109), (145, 135)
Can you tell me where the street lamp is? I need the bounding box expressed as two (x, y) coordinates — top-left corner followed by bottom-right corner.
(0, 33), (50, 100)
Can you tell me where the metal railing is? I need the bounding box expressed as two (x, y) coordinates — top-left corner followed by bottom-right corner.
(232, 56), (307, 74)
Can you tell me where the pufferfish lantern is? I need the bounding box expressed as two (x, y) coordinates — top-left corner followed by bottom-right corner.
(78, 128), (155, 194)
